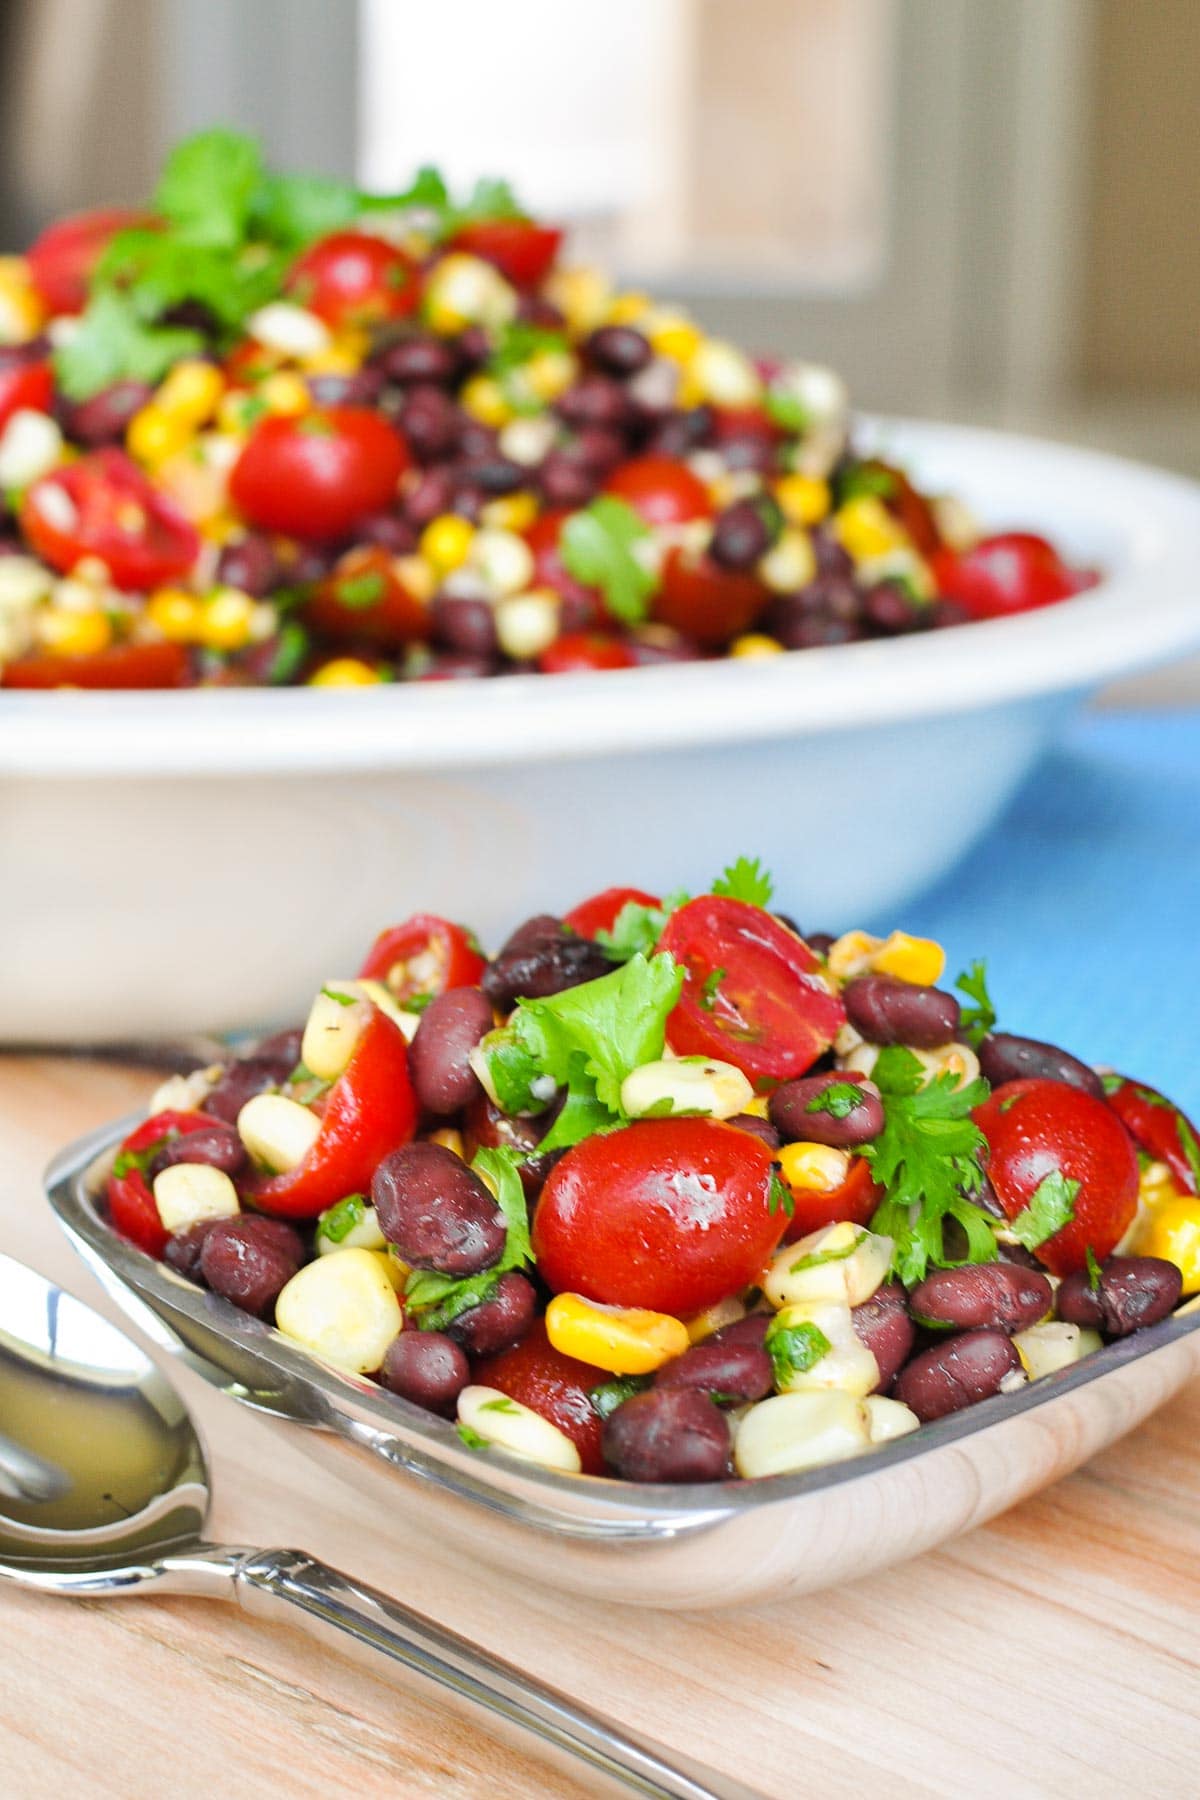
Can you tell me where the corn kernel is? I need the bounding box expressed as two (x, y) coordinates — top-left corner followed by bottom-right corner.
(456, 1385), (582, 1473)
(156, 358), (225, 423)
(871, 931), (946, 986)
(216, 390), (262, 434)
(605, 290), (652, 326)
(247, 302), (332, 359)
(766, 1300), (879, 1396)
(1013, 1322), (1100, 1381)
(730, 633), (784, 659)
(315, 1198), (386, 1257)
(308, 657), (384, 688)
(1138, 1159), (1183, 1211)
(481, 491), (538, 533)
(690, 339), (762, 409)
(127, 404), (193, 466)
(196, 587), (257, 652)
(735, 1391), (870, 1480)
(494, 590), (560, 661)
(826, 930), (881, 980)
(758, 528), (817, 594)
(146, 588), (202, 642)
(778, 1142), (852, 1196)
(684, 1296), (747, 1343)
(259, 371), (312, 417)
(762, 1222), (893, 1311)
(523, 348), (577, 402)
(470, 527), (535, 598)
(620, 1055), (754, 1122)
(0, 256), (46, 342)
(833, 495), (910, 563)
(647, 313), (704, 365)
(0, 409), (63, 489)
(238, 1093), (322, 1174)
(775, 474), (832, 528)
(427, 1127), (465, 1159)
(298, 342), (361, 376)
(740, 1095), (770, 1119)
(545, 264), (612, 335)
(420, 513), (475, 574)
(1140, 1198), (1200, 1294)
(153, 1163), (240, 1236)
(301, 984), (371, 1081)
(393, 553), (437, 605)
(36, 607), (112, 657)
(423, 253), (517, 335)
(460, 374), (512, 428)
(275, 1248), (403, 1375)
(545, 1292), (689, 1375)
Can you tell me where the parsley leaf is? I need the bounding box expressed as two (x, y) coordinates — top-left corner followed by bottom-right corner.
(700, 968), (726, 1011)
(955, 960), (997, 1047)
(595, 890), (688, 963)
(560, 497), (657, 626)
(333, 572), (388, 610)
(53, 289), (206, 401)
(835, 461), (896, 504)
(1008, 1170), (1078, 1250)
(253, 172), (360, 247)
(765, 1320), (832, 1387)
(589, 1375), (650, 1420)
(710, 856), (774, 907)
(805, 1081), (864, 1121)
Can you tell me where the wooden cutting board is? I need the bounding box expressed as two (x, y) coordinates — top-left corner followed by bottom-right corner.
(3, 1055), (1200, 1799)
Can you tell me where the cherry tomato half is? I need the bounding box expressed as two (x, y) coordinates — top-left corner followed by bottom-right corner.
(0, 358), (53, 432)
(106, 1108), (212, 1258)
(20, 449), (200, 591)
(658, 897), (846, 1085)
(931, 532), (1086, 621)
(654, 546), (766, 647)
(450, 219), (563, 289)
(230, 408), (410, 543)
(0, 642), (190, 690)
(359, 913), (485, 1004)
(563, 886), (661, 939)
(284, 231), (421, 331)
(603, 456), (712, 527)
(973, 1078), (1140, 1276)
(783, 1154), (881, 1243)
(473, 1319), (607, 1474)
(1105, 1078), (1200, 1197)
(305, 545), (429, 647)
(537, 633), (634, 675)
(26, 206), (149, 315)
(532, 1117), (782, 1316)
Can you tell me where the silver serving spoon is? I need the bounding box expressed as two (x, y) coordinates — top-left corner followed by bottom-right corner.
(0, 1253), (761, 1800)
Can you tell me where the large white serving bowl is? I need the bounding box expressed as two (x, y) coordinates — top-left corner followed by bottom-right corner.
(4, 418), (1200, 1042)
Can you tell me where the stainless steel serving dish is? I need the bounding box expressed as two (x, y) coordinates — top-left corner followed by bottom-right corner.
(47, 1117), (1200, 1611)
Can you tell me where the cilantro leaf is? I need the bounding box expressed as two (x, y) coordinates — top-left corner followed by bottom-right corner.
(805, 1080), (864, 1121)
(472, 1145), (532, 1271)
(487, 320), (569, 379)
(835, 461), (896, 505)
(53, 289), (206, 401)
(535, 1074), (612, 1154)
(252, 172), (360, 247)
(456, 175), (523, 225)
(596, 890), (688, 963)
(700, 968), (725, 1011)
(1008, 1170), (1078, 1250)
(764, 384), (809, 434)
(710, 856), (774, 908)
(560, 497), (657, 626)
(955, 960), (997, 1047)
(768, 1170), (796, 1219)
(765, 1320), (832, 1387)
(508, 952), (683, 1115)
(589, 1375), (650, 1420)
(155, 128), (266, 246)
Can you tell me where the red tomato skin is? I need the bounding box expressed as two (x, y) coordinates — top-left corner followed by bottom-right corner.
(931, 532), (1084, 621)
(0, 360), (53, 431)
(603, 457), (712, 527)
(537, 633), (634, 675)
(26, 207), (148, 314)
(532, 1118), (782, 1316)
(285, 232), (420, 330)
(450, 220), (563, 288)
(659, 897), (846, 1084)
(305, 545), (429, 646)
(230, 408), (410, 543)
(358, 913), (485, 1000)
(563, 887), (661, 939)
(20, 449), (200, 590)
(106, 1108), (213, 1258)
(973, 1078), (1140, 1276)
(1105, 1078), (1200, 1197)
(654, 546), (766, 647)
(245, 1010), (418, 1218)
(473, 1320), (607, 1474)
(782, 1155), (881, 1243)
(0, 642), (190, 689)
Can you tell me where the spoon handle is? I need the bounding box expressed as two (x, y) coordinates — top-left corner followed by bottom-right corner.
(232, 1549), (762, 1800)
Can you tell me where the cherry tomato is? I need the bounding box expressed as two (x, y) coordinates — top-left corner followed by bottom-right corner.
(1105, 1078), (1200, 1197)
(359, 913), (485, 1003)
(0, 642), (190, 690)
(0, 359), (53, 432)
(654, 546), (766, 647)
(106, 1108), (212, 1258)
(25, 206), (149, 314)
(973, 1078), (1140, 1276)
(284, 231), (420, 330)
(20, 449), (200, 590)
(563, 886), (661, 939)
(305, 546), (429, 647)
(450, 219), (563, 289)
(230, 408), (410, 543)
(783, 1155), (881, 1243)
(532, 1118), (783, 1316)
(710, 406), (783, 448)
(931, 532), (1087, 621)
(245, 1008), (417, 1219)
(537, 633), (634, 675)
(658, 897), (845, 1085)
(603, 456), (711, 527)
(473, 1319), (607, 1474)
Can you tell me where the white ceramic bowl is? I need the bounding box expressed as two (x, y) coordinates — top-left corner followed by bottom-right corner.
(4, 418), (1200, 1042)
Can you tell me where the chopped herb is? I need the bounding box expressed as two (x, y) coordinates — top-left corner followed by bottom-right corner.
(768, 1170), (796, 1219)
(789, 1231), (866, 1275)
(560, 496), (657, 626)
(53, 289), (206, 401)
(805, 1081), (864, 1122)
(955, 960), (997, 1047)
(700, 968), (726, 1012)
(765, 1320), (832, 1387)
(479, 1396), (521, 1416)
(596, 890), (688, 963)
(1086, 1245), (1104, 1292)
(318, 1194), (367, 1245)
(1180, 1117), (1200, 1193)
(321, 985), (357, 1007)
(457, 1423), (490, 1451)
(111, 1140), (161, 1180)
(836, 461), (896, 504)
(264, 622), (310, 685)
(487, 320), (569, 379)
(1008, 1170), (1079, 1250)
(334, 572), (387, 610)
(589, 1375), (650, 1420)
(710, 856), (774, 908)
(998, 1092), (1022, 1114)
(404, 991), (436, 1015)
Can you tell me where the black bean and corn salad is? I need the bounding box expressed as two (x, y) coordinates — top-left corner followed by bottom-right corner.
(0, 131), (1093, 689)
(102, 861), (1199, 1484)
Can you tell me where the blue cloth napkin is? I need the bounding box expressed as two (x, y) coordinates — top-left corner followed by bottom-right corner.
(866, 709), (1200, 1115)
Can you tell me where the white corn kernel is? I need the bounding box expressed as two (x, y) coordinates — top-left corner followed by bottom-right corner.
(931, 493), (982, 553)
(770, 361), (849, 432)
(620, 1056), (754, 1122)
(316, 1198), (387, 1256)
(353, 976), (423, 1042)
(152, 1162), (240, 1235)
(246, 302), (331, 358)
(766, 1300), (879, 1397)
(498, 416), (558, 466)
(494, 590), (560, 661)
(301, 985), (373, 1081)
(238, 1093), (322, 1174)
(734, 1390), (870, 1479)
(690, 339), (762, 409)
(0, 554), (54, 612)
(457, 1385), (582, 1474)
(469, 528), (535, 599)
(0, 408), (63, 489)
(148, 1065), (222, 1114)
(762, 1222), (893, 1310)
(424, 254), (517, 333)
(863, 1395), (921, 1444)
(275, 1248), (403, 1374)
(1013, 1321), (1103, 1382)
(758, 528), (817, 594)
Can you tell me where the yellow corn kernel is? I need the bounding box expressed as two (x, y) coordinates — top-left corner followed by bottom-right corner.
(545, 264), (612, 335)
(871, 931), (946, 986)
(826, 930), (881, 981)
(427, 1128), (465, 1159)
(419, 513), (475, 574)
(833, 495), (910, 563)
(776, 474), (832, 528)
(298, 342), (361, 376)
(393, 553), (437, 605)
(605, 289), (651, 326)
(647, 313), (704, 366)
(1139, 1198), (1200, 1294)
(481, 491), (538, 534)
(145, 588), (202, 643)
(778, 1141), (852, 1196)
(156, 359), (225, 423)
(423, 253), (517, 335)
(197, 587), (257, 652)
(545, 1292), (689, 1375)
(1138, 1159), (1183, 1211)
(684, 1296), (747, 1343)
(523, 348), (577, 403)
(127, 404), (194, 466)
(37, 607), (112, 657)
(731, 633), (784, 659)
(459, 373), (513, 428)
(741, 1095), (770, 1119)
(259, 371), (312, 417)
(0, 257), (47, 342)
(308, 657), (384, 688)
(199, 510), (242, 545)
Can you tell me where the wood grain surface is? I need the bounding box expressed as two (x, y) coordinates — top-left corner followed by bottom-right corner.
(3, 1055), (1200, 1800)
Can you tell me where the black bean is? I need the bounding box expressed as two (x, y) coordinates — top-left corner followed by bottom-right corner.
(623, 629), (703, 667)
(909, 1264), (1053, 1334)
(978, 1032), (1105, 1100)
(518, 1145), (564, 1202)
(150, 1123), (246, 1179)
(806, 932), (836, 956)
(851, 1283), (914, 1390)
(556, 375), (633, 431)
(602, 1388), (731, 1483)
(584, 325), (652, 377)
(727, 1113), (781, 1152)
(379, 1330), (469, 1415)
(250, 1027), (305, 1074)
(414, 651), (498, 682)
(410, 986), (494, 1114)
(375, 335), (459, 387)
(307, 367), (384, 407)
(397, 386), (462, 464)
(59, 379), (154, 447)
(455, 455), (524, 495)
(164, 1219), (219, 1280)
(641, 407), (713, 453)
(450, 482), (486, 523)
(465, 1094), (547, 1159)
(203, 1058), (281, 1125)
(811, 528), (854, 580)
(711, 1313), (772, 1349)
(653, 1339), (773, 1404)
(929, 598), (970, 630)
(774, 612), (863, 650)
(372, 1142), (506, 1274)
(863, 581), (927, 635)
(718, 433), (777, 475)
(710, 498), (774, 571)
(455, 326), (492, 369)
(356, 511), (418, 555)
(216, 533), (280, 597)
(769, 1072), (883, 1148)
(457, 420), (499, 462)
(568, 425), (627, 472)
(515, 294), (566, 331)
(537, 453), (599, 509)
(480, 914), (611, 1011)
(431, 592), (499, 657)
(1056, 1256), (1182, 1336)
(844, 975), (962, 1049)
(403, 469), (456, 528)
(446, 1270), (537, 1357)
(892, 1329), (1022, 1422)
(200, 1215), (305, 1317)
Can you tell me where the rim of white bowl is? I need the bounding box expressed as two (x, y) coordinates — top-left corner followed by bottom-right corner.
(3, 416), (1200, 780)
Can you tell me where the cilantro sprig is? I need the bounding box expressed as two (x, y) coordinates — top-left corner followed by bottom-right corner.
(955, 960), (997, 1047)
(710, 856), (774, 908)
(560, 497), (657, 626)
